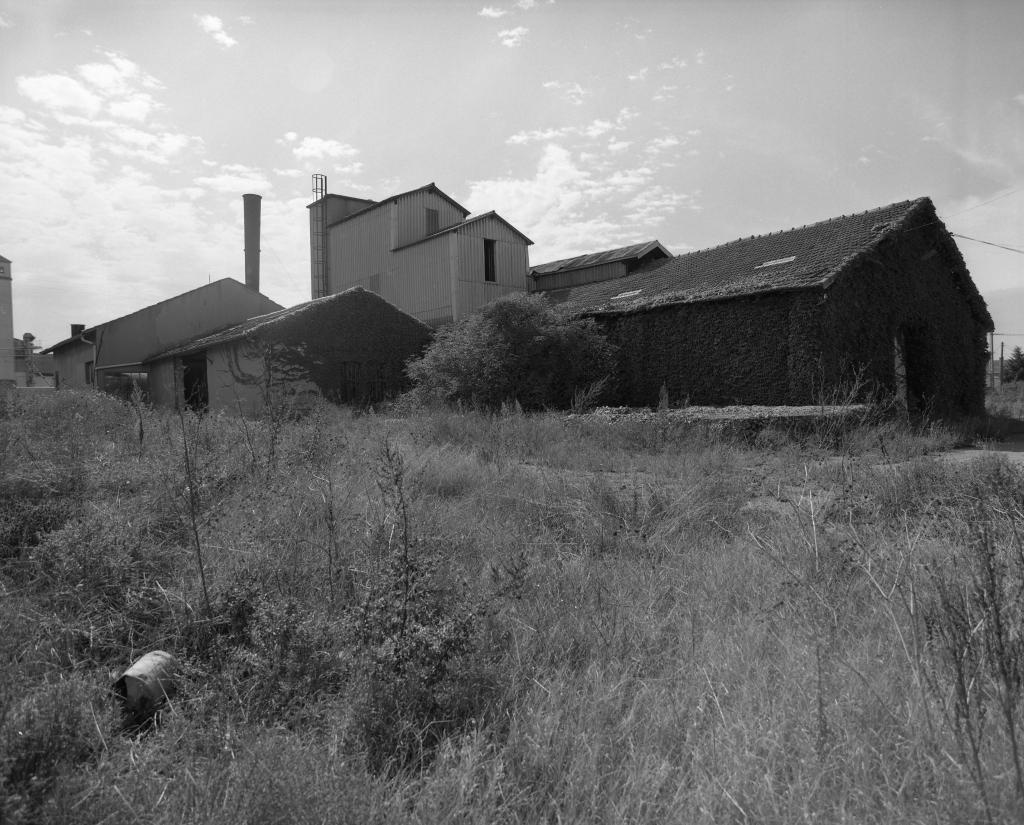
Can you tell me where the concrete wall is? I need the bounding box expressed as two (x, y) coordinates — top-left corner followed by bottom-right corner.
(53, 338), (96, 390)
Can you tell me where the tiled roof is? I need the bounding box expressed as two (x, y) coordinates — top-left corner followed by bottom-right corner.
(550, 198), (957, 315)
(146, 286), (426, 361)
(530, 240), (669, 276)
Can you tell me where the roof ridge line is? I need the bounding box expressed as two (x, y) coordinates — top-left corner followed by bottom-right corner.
(670, 197), (927, 261)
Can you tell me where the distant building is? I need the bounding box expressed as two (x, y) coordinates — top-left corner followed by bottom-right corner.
(545, 197), (992, 417)
(0, 255), (13, 390)
(145, 287), (431, 414)
(13, 335), (55, 387)
(308, 182), (532, 326)
(529, 240), (671, 293)
(41, 279), (282, 394)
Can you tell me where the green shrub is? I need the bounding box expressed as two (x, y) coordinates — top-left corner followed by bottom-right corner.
(406, 293), (616, 411)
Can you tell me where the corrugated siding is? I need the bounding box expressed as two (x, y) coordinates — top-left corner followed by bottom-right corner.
(392, 236), (454, 326)
(456, 219), (531, 320)
(330, 209), (393, 294)
(394, 191), (465, 249)
(534, 261), (628, 291)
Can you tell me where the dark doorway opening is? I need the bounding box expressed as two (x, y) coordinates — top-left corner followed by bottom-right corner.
(895, 326), (929, 416)
(182, 354), (209, 411)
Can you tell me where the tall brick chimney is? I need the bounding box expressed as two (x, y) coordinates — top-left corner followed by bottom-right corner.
(243, 193), (262, 292)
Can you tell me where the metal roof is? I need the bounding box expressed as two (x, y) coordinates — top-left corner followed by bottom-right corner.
(392, 210), (534, 251)
(314, 182), (470, 228)
(39, 278), (281, 354)
(530, 240), (669, 276)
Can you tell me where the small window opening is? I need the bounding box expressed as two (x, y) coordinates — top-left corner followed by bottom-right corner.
(484, 239), (496, 282)
(85, 361), (94, 385)
(425, 208), (439, 236)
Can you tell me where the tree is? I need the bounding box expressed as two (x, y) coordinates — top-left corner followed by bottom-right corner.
(406, 292), (616, 411)
(1005, 346), (1024, 383)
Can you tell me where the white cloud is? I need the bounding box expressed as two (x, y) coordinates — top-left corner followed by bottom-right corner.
(607, 139), (631, 152)
(508, 108), (636, 146)
(659, 56), (688, 70)
(466, 138), (690, 264)
(652, 85), (677, 102)
(194, 14), (238, 48)
(627, 68), (648, 82)
(16, 74), (102, 117)
(646, 135), (680, 154)
(0, 14), (12, 28)
(195, 164), (272, 193)
(515, 0), (537, 8)
(273, 168), (305, 178)
(498, 26), (528, 47)
(696, 49), (706, 65)
(478, 6), (508, 17)
(290, 137), (360, 161)
(1015, 93), (1024, 106)
(623, 186), (698, 224)
(543, 80), (590, 106)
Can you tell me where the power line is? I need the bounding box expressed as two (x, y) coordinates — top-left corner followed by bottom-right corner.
(950, 232), (1024, 255)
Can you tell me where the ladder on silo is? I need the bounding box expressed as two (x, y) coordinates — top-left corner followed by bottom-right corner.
(311, 173), (328, 299)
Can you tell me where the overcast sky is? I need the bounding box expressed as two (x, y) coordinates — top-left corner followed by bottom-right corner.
(2, 0), (1023, 350)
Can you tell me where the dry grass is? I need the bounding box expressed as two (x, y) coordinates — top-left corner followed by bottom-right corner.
(1, 391), (1023, 823)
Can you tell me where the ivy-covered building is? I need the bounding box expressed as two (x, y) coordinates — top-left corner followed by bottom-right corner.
(544, 197), (992, 417)
(145, 287), (431, 414)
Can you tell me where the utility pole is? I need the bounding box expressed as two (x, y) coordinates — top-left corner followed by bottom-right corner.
(991, 331), (996, 389)
(1001, 340), (1005, 385)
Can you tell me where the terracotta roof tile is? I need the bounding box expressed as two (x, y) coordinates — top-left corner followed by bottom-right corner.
(549, 198), (938, 315)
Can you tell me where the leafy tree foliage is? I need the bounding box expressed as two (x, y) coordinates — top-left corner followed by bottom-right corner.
(406, 293), (616, 410)
(1005, 346), (1024, 382)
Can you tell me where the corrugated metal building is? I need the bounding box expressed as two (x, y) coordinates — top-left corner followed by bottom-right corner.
(41, 278), (282, 393)
(308, 182), (532, 326)
(145, 287), (431, 414)
(530, 240), (671, 293)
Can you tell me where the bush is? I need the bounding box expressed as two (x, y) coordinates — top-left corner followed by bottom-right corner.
(406, 293), (616, 411)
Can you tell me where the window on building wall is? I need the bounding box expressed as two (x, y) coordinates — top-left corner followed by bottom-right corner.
(484, 239), (496, 282)
(85, 361), (94, 385)
(425, 208), (439, 236)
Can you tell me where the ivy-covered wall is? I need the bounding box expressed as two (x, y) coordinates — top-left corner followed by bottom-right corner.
(813, 216), (989, 417)
(591, 220), (989, 416)
(596, 292), (796, 407)
(230, 290), (433, 408)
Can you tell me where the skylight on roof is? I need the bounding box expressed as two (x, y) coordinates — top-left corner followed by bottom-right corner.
(611, 288), (643, 300)
(754, 255), (796, 269)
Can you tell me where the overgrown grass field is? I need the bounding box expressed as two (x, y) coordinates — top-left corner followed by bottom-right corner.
(2, 389), (1023, 823)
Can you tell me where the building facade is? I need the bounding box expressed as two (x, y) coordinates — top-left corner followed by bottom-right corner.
(146, 287), (432, 415)
(308, 182), (532, 327)
(547, 198), (992, 418)
(42, 278), (282, 393)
